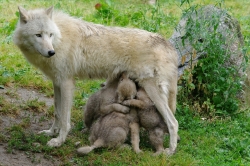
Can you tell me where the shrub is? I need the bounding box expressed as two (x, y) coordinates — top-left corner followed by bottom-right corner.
(176, 1), (247, 117)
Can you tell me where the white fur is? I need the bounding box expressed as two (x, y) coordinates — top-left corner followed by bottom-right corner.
(13, 6), (179, 154)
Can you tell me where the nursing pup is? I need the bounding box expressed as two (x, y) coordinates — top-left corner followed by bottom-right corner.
(123, 88), (169, 155)
(78, 73), (140, 155)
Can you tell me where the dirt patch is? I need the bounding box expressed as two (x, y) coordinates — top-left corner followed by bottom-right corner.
(0, 87), (61, 166)
(0, 145), (60, 166)
(0, 87), (53, 107)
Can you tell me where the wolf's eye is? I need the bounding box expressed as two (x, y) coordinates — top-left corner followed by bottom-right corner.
(50, 33), (53, 37)
(35, 34), (42, 37)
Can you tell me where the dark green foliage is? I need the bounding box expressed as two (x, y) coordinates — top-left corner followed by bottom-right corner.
(177, 2), (247, 116)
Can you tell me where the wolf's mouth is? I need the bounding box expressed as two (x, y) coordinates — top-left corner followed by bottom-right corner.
(36, 50), (54, 58)
(37, 50), (43, 56)
(47, 54), (54, 58)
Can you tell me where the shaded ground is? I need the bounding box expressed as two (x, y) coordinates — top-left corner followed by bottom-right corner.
(0, 87), (61, 166)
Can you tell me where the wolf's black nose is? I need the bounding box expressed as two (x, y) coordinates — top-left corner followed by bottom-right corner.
(48, 50), (55, 56)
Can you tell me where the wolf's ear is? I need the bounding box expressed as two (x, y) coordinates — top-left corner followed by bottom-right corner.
(46, 6), (54, 19)
(18, 6), (29, 24)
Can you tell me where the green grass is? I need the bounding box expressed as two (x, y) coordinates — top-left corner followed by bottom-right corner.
(0, 0), (250, 165)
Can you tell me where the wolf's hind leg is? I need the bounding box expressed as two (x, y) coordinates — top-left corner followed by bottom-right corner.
(168, 79), (177, 115)
(141, 79), (178, 155)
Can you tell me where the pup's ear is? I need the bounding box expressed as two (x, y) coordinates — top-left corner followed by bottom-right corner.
(122, 71), (128, 79)
(119, 71), (128, 82)
(46, 6), (54, 19)
(18, 6), (29, 24)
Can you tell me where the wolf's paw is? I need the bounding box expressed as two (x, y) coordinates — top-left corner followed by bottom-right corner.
(47, 138), (63, 147)
(165, 148), (176, 156)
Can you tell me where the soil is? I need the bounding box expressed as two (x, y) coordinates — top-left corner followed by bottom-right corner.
(0, 87), (61, 166)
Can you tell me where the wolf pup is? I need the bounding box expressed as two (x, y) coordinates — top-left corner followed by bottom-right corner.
(13, 6), (178, 154)
(83, 72), (133, 131)
(123, 87), (171, 155)
(77, 72), (140, 155)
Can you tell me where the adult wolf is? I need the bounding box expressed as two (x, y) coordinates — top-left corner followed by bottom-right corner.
(13, 6), (179, 155)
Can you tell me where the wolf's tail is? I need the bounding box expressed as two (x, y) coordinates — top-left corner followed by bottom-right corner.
(77, 139), (104, 155)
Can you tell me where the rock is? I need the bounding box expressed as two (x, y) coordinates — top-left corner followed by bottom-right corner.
(169, 5), (244, 78)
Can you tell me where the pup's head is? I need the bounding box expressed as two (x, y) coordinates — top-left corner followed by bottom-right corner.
(116, 72), (137, 103)
(14, 6), (61, 58)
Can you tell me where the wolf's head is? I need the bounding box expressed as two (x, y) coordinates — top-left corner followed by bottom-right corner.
(14, 6), (61, 58)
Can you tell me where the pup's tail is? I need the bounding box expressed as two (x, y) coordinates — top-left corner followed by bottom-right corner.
(77, 139), (104, 155)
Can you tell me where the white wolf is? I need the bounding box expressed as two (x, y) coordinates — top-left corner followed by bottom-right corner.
(13, 6), (179, 155)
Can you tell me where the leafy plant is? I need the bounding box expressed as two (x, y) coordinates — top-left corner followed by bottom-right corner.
(177, 1), (247, 116)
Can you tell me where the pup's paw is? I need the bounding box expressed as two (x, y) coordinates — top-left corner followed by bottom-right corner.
(121, 106), (130, 113)
(47, 138), (63, 147)
(122, 100), (131, 106)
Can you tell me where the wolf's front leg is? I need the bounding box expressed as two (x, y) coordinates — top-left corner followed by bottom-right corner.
(39, 83), (61, 136)
(46, 79), (75, 147)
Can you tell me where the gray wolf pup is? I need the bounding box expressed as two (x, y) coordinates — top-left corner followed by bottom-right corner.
(13, 6), (178, 154)
(123, 87), (170, 155)
(78, 111), (140, 155)
(77, 73), (140, 155)
(116, 72), (137, 104)
(83, 72), (137, 131)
